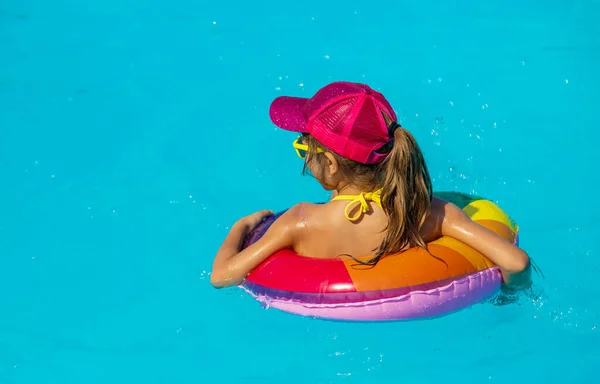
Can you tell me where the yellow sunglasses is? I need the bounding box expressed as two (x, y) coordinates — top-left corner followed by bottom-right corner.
(292, 136), (324, 158)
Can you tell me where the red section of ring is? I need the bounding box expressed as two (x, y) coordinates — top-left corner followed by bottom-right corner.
(245, 249), (356, 293)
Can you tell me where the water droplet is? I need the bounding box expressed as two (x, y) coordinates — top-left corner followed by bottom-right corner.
(212, 21), (217, 25)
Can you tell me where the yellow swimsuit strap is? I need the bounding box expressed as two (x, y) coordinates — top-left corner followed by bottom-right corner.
(331, 188), (383, 221)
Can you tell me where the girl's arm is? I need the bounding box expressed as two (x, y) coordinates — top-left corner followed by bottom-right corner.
(210, 206), (303, 288)
(437, 199), (531, 289)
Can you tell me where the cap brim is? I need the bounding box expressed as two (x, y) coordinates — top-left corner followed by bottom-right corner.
(269, 96), (308, 133)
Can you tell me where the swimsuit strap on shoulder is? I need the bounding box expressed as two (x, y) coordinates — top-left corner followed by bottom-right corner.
(331, 188), (383, 221)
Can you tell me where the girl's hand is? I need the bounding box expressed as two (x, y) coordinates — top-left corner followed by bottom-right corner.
(237, 209), (274, 232)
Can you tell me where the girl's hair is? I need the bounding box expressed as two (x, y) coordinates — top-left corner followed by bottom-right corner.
(303, 113), (433, 265)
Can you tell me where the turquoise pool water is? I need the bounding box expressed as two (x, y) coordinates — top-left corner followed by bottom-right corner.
(2, 0), (599, 382)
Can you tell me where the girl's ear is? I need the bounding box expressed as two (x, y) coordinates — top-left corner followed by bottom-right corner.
(324, 152), (339, 178)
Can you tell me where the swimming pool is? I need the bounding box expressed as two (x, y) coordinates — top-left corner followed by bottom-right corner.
(1, 0), (599, 382)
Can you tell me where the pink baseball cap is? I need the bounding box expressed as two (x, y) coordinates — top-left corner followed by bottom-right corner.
(269, 81), (398, 164)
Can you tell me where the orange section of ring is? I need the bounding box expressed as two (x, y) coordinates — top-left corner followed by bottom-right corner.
(342, 218), (514, 292)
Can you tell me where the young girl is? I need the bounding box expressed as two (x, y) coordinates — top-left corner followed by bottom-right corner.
(210, 81), (531, 291)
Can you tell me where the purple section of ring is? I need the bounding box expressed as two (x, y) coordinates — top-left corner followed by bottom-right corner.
(242, 269), (495, 304)
(240, 267), (502, 321)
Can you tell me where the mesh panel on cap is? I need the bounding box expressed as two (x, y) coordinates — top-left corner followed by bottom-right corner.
(311, 96), (358, 137)
(351, 97), (384, 147)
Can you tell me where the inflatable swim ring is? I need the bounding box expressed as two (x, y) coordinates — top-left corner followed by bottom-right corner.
(240, 191), (519, 321)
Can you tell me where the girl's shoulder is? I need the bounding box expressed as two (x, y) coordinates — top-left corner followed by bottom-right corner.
(283, 201), (344, 228)
(275, 202), (326, 229)
(284, 201), (322, 217)
(420, 196), (465, 241)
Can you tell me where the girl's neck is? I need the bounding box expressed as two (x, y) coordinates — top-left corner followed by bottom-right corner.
(335, 182), (378, 196)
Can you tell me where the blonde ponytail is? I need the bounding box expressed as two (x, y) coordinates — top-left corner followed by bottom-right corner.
(359, 123), (433, 265)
